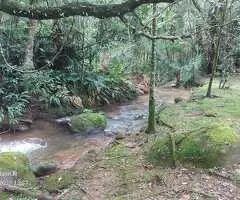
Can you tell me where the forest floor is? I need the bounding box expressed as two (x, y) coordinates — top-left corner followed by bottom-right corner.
(1, 76), (240, 200)
(59, 76), (240, 200)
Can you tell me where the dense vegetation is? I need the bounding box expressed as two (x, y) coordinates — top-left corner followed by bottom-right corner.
(1, 0), (239, 131)
(0, 1), (240, 199)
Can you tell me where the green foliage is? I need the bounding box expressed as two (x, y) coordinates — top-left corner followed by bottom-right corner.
(0, 65), (30, 128)
(67, 62), (138, 106)
(26, 70), (70, 109)
(71, 112), (107, 132)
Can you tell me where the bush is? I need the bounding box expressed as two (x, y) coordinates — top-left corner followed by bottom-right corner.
(25, 70), (70, 109)
(0, 65), (30, 128)
(67, 63), (138, 106)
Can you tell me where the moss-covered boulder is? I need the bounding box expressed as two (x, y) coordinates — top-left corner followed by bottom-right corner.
(45, 171), (75, 192)
(0, 152), (36, 185)
(148, 125), (240, 168)
(70, 112), (107, 132)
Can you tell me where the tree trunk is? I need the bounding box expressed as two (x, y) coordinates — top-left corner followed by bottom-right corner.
(147, 3), (157, 134)
(206, 39), (221, 97)
(23, 0), (38, 71)
(206, 0), (228, 97)
(23, 19), (37, 71)
(0, 12), (3, 24)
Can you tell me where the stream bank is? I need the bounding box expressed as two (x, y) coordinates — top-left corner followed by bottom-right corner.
(0, 87), (191, 167)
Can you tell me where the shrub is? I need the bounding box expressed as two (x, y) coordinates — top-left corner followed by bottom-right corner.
(0, 65), (30, 128)
(67, 63), (138, 106)
(25, 70), (70, 109)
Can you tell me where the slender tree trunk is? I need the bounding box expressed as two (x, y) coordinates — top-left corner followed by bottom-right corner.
(147, 3), (157, 134)
(206, 0), (228, 97)
(206, 38), (221, 97)
(23, 0), (38, 71)
(0, 12), (3, 24)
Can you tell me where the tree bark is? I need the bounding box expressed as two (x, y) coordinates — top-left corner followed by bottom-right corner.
(23, 19), (37, 71)
(22, 0), (38, 72)
(206, 38), (221, 97)
(0, 0), (174, 20)
(0, 11), (3, 24)
(206, 0), (228, 97)
(147, 3), (157, 134)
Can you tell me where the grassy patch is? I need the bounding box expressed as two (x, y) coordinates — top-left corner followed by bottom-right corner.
(150, 78), (240, 168)
(0, 152), (36, 185)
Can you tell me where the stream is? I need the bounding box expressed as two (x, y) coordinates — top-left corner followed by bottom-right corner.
(0, 88), (191, 168)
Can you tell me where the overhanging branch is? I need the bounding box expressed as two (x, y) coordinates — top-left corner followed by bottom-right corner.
(0, 0), (175, 20)
(120, 16), (191, 41)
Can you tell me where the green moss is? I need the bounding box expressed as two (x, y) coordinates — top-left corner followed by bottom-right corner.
(71, 112), (107, 132)
(45, 171), (75, 192)
(0, 152), (36, 185)
(148, 125), (240, 168)
(207, 125), (239, 144)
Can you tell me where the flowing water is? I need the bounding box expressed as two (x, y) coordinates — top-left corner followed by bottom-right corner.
(0, 88), (191, 167)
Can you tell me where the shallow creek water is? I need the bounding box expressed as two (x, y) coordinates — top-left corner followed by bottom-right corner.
(0, 88), (191, 167)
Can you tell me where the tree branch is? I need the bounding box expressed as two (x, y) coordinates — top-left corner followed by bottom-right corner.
(0, 0), (175, 20)
(120, 16), (191, 41)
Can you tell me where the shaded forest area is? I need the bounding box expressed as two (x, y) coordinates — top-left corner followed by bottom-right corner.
(0, 0), (240, 130)
(0, 1), (240, 200)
